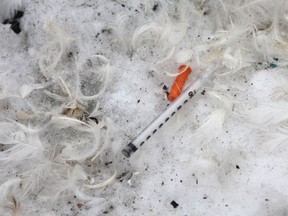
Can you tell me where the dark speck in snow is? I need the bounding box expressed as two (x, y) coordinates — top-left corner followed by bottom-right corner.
(153, 4), (159, 11)
(14, 11), (24, 19)
(171, 200), (179, 208)
(3, 19), (9, 24)
(236, 165), (240, 169)
(11, 20), (21, 34)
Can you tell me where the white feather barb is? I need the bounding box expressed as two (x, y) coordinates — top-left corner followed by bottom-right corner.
(50, 115), (89, 129)
(20, 83), (45, 98)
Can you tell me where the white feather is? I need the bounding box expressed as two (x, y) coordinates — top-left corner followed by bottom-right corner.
(59, 122), (101, 161)
(38, 21), (75, 78)
(20, 158), (57, 195)
(132, 11), (188, 49)
(208, 91), (234, 110)
(78, 55), (111, 101)
(0, 130), (45, 163)
(192, 109), (226, 145)
(246, 101), (288, 126)
(44, 165), (92, 203)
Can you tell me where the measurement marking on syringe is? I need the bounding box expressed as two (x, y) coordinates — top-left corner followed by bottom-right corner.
(189, 90), (196, 98)
(140, 90), (196, 146)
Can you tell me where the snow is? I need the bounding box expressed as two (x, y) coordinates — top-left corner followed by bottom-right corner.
(1, 0), (288, 215)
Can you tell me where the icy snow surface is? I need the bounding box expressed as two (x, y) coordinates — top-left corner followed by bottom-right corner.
(1, 0), (288, 215)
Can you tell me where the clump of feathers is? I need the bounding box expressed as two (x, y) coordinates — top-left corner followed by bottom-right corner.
(2, 0), (288, 215)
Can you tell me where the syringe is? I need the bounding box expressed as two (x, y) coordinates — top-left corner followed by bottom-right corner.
(122, 67), (216, 158)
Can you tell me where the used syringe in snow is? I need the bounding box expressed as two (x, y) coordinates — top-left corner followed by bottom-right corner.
(122, 67), (217, 158)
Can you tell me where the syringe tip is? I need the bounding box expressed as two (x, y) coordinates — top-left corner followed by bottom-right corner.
(122, 143), (138, 158)
(122, 149), (131, 158)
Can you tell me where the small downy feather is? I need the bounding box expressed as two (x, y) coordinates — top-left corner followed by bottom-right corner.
(246, 101), (288, 126)
(0, 129), (45, 163)
(191, 109), (226, 145)
(45, 165), (92, 203)
(78, 55), (111, 101)
(0, 122), (46, 164)
(20, 157), (56, 195)
(38, 21), (75, 78)
(59, 122), (101, 161)
(132, 11), (188, 49)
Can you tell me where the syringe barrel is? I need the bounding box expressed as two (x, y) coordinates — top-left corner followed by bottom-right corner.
(122, 69), (215, 158)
